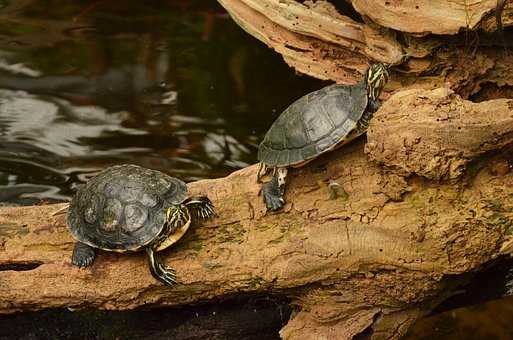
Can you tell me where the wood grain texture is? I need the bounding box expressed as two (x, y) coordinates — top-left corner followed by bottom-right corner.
(2, 89), (513, 339)
(218, 0), (513, 97)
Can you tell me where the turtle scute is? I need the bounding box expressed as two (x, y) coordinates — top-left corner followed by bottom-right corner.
(258, 81), (368, 167)
(100, 198), (123, 231)
(68, 164), (188, 251)
(124, 204), (149, 232)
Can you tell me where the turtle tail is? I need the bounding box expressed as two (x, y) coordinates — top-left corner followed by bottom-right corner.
(183, 196), (216, 220)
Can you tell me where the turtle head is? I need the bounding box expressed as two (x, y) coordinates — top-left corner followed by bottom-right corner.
(366, 63), (389, 101)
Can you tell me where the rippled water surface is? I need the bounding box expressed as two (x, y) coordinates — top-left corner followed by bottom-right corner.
(0, 0), (325, 204)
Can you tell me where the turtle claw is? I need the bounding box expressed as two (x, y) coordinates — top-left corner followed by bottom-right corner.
(71, 242), (96, 268)
(197, 199), (216, 219)
(157, 263), (177, 286)
(265, 194), (285, 211)
(262, 176), (285, 211)
(184, 196), (216, 220)
(147, 248), (177, 286)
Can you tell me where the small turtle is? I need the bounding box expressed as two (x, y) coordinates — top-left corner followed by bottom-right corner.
(67, 164), (215, 285)
(257, 63), (389, 210)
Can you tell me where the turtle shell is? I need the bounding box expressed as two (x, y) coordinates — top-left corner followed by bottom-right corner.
(258, 81), (368, 167)
(67, 164), (188, 252)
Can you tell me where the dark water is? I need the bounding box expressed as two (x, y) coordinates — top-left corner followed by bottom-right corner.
(0, 0), (325, 204)
(0, 296), (291, 340)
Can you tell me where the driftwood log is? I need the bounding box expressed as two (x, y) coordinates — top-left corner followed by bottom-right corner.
(2, 88), (513, 339)
(218, 0), (513, 99)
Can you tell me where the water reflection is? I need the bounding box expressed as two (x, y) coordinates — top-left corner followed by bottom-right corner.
(0, 0), (326, 204)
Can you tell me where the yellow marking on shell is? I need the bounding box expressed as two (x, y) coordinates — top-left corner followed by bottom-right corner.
(98, 247), (137, 253)
(156, 215), (192, 251)
(77, 238), (143, 253)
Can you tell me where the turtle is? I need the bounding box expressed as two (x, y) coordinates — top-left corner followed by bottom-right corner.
(257, 63), (390, 210)
(66, 164), (215, 286)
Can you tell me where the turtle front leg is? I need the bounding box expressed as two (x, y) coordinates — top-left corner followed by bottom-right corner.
(146, 247), (177, 286)
(367, 97), (381, 114)
(183, 196), (216, 219)
(71, 242), (96, 268)
(262, 167), (288, 211)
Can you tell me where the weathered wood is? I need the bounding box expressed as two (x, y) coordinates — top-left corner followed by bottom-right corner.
(351, 0), (513, 35)
(366, 87), (513, 180)
(2, 89), (513, 339)
(217, 0), (513, 96)
(217, 0), (401, 84)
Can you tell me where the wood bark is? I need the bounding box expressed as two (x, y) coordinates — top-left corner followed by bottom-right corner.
(351, 0), (513, 34)
(218, 0), (513, 97)
(2, 89), (513, 339)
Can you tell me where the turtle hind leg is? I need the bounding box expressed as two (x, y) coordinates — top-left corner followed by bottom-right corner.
(146, 247), (177, 286)
(183, 196), (216, 219)
(262, 175), (285, 211)
(71, 242), (96, 268)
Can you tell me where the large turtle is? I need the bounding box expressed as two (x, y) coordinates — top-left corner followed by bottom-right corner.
(67, 164), (215, 285)
(257, 63), (389, 210)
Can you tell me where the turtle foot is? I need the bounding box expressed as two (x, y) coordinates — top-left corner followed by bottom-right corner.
(262, 176), (285, 211)
(72, 242), (96, 268)
(184, 196), (216, 219)
(147, 248), (177, 286)
(155, 262), (177, 286)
